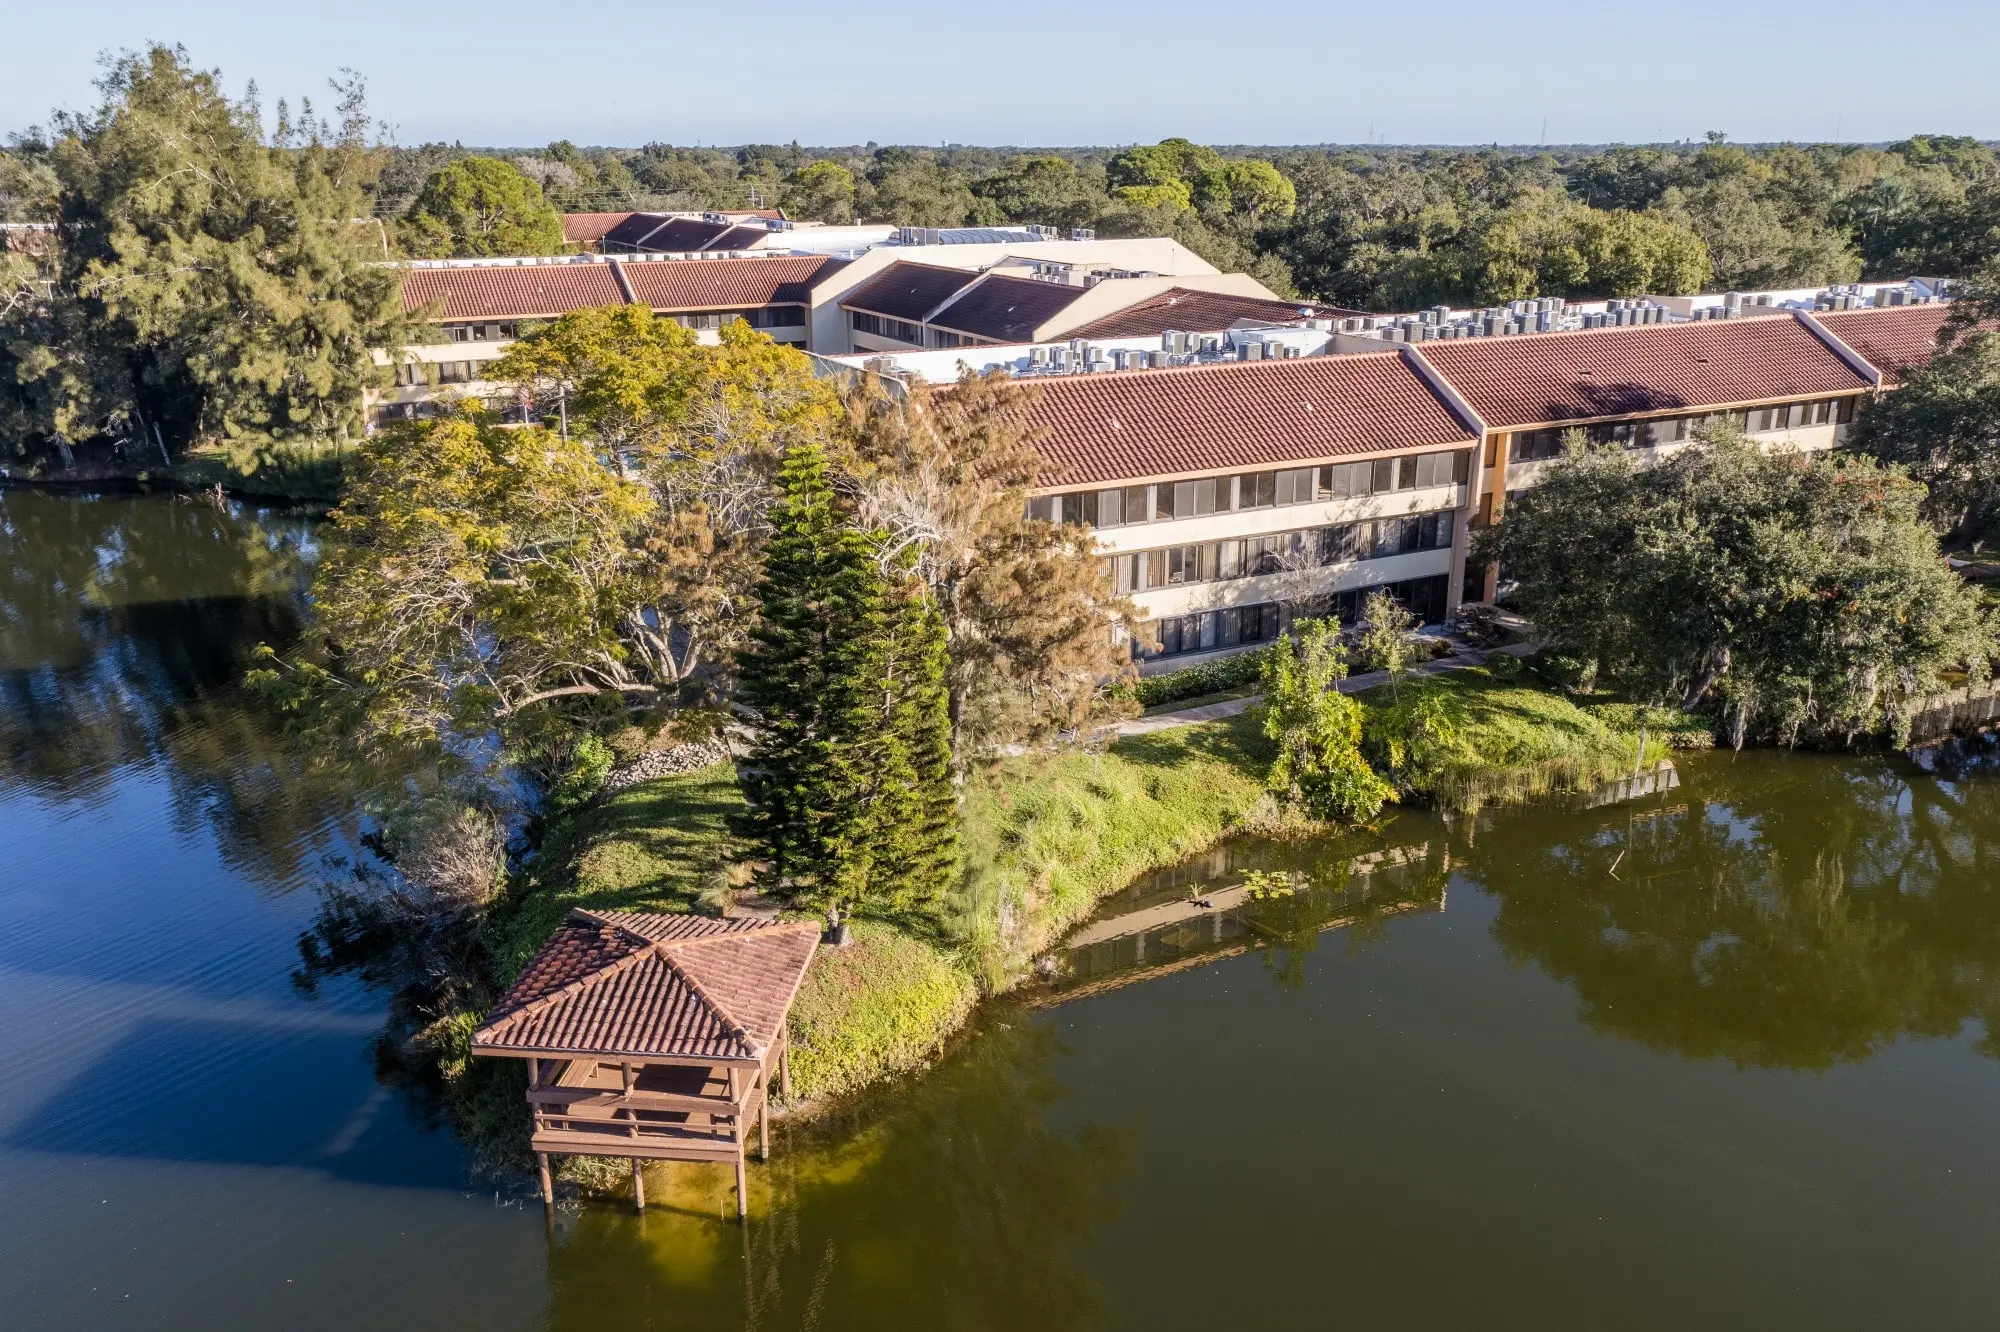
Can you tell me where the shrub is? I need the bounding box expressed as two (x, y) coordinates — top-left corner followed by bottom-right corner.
(1116, 647), (1270, 709)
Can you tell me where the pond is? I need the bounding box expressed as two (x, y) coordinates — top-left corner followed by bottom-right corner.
(1, 488), (1997, 1330)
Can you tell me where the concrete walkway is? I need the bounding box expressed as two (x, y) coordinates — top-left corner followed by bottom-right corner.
(1116, 641), (1535, 737)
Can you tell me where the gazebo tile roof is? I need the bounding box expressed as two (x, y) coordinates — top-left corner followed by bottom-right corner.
(472, 912), (820, 1062)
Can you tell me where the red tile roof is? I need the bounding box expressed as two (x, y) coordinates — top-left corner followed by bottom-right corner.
(1415, 314), (1873, 428)
(1815, 305), (1956, 386)
(620, 254), (841, 310)
(1022, 351), (1478, 487)
(840, 261), (980, 321)
(563, 212), (634, 245)
(931, 273), (1090, 342)
(401, 263), (627, 320)
(1065, 288), (1364, 340)
(473, 911), (821, 1062)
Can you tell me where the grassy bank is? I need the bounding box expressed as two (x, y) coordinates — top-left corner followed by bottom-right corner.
(488, 762), (976, 1105)
(956, 710), (1279, 989)
(1354, 665), (1707, 814)
(493, 669), (1706, 1116)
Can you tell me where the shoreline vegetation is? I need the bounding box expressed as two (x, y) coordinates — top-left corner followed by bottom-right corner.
(493, 662), (1704, 1124)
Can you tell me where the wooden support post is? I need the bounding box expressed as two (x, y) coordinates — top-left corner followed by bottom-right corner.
(759, 1095), (769, 1161)
(735, 1146), (748, 1220)
(631, 1159), (646, 1212)
(780, 1042), (791, 1100)
(537, 1152), (553, 1207)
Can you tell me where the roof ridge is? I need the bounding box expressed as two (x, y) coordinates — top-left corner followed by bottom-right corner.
(477, 921), (655, 1040)
(661, 918), (821, 949)
(651, 941), (759, 1055)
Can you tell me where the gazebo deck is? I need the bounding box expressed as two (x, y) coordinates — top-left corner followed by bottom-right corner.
(469, 909), (821, 1216)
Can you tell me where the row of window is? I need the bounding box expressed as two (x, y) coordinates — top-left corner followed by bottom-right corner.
(851, 310), (923, 343)
(670, 306), (806, 331)
(394, 359), (495, 387)
(1508, 398), (1856, 463)
(1142, 574), (1451, 659)
(373, 397), (533, 428)
(1108, 511), (1454, 594)
(442, 322), (519, 343)
(1030, 451), (1471, 529)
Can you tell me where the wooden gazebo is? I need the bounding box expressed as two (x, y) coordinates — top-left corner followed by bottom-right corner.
(471, 909), (821, 1216)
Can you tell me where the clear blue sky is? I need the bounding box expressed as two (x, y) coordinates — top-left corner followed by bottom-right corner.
(8, 0), (1996, 148)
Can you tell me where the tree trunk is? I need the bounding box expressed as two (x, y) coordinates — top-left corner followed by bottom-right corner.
(1681, 644), (1732, 709)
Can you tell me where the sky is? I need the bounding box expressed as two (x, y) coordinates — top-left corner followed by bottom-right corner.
(7, 0), (1998, 149)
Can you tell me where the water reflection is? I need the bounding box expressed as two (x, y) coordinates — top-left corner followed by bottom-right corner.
(0, 489), (346, 891)
(1050, 824), (1453, 1001)
(544, 1017), (1131, 1331)
(1464, 751), (2000, 1069)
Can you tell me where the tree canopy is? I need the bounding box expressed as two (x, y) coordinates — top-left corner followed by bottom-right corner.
(1848, 332), (2000, 544)
(0, 45), (405, 467)
(1479, 423), (1991, 745)
(399, 155), (566, 258)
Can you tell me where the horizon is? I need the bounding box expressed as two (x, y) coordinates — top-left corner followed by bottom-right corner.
(9, 0), (1999, 147)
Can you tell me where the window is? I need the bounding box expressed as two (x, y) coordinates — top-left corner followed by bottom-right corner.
(1274, 467), (1317, 505)
(1164, 545), (1201, 585)
(1510, 429), (1565, 462)
(850, 310), (922, 343)
(744, 305), (806, 329)
(927, 327), (971, 348)
(1639, 416), (1691, 447)
(1322, 460), (1373, 498)
(437, 360), (473, 384)
(1143, 603), (1282, 659)
(1058, 491), (1097, 526)
(1168, 477), (1223, 518)
(1237, 471), (1276, 508)
(1409, 451), (1458, 488)
(1372, 457), (1397, 491)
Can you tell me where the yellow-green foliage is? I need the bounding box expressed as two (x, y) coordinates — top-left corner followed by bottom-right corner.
(785, 921), (977, 1104)
(1358, 667), (1668, 813)
(957, 711), (1278, 989)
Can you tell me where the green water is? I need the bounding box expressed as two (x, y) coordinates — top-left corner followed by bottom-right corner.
(2, 489), (1997, 1329)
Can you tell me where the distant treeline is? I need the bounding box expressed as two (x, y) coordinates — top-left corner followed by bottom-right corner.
(347, 133), (2000, 309)
(2, 46), (1995, 471)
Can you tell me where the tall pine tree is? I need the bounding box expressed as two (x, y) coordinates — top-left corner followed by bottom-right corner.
(867, 566), (959, 921)
(736, 445), (960, 932)
(735, 440), (887, 926)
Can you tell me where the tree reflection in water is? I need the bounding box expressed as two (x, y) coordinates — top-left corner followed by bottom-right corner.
(1463, 750), (2000, 1068)
(543, 1015), (1131, 1332)
(0, 489), (351, 891)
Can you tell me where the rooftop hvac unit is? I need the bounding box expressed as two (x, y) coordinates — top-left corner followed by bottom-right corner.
(1723, 291), (1743, 309)
(1112, 349), (1131, 370)
(1087, 356), (1112, 372)
(1069, 227), (1096, 241)
(1030, 345), (1051, 364)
